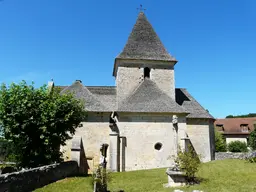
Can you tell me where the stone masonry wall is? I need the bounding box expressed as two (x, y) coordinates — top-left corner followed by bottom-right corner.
(186, 119), (212, 162)
(62, 112), (111, 172)
(117, 113), (187, 171)
(151, 68), (175, 100)
(0, 161), (78, 192)
(215, 152), (248, 160)
(116, 66), (141, 103)
(70, 112), (187, 172)
(116, 66), (176, 103)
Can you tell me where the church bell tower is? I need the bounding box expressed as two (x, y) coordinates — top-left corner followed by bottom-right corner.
(113, 12), (178, 104)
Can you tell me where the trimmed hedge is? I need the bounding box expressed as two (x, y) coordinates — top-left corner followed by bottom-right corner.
(227, 141), (248, 152)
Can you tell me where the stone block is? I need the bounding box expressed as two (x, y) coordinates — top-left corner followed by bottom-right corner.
(164, 168), (187, 187)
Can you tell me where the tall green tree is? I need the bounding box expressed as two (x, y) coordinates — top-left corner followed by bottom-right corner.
(215, 130), (227, 152)
(0, 81), (86, 168)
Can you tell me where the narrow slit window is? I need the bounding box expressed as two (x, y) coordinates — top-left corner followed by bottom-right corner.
(144, 67), (150, 79)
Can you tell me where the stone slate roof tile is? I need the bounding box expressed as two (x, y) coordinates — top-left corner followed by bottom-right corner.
(87, 86), (116, 95)
(60, 81), (110, 112)
(57, 84), (213, 118)
(175, 88), (214, 119)
(87, 86), (117, 110)
(117, 79), (187, 113)
(116, 12), (177, 62)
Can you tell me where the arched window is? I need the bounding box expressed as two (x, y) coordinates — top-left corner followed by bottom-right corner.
(144, 67), (150, 79)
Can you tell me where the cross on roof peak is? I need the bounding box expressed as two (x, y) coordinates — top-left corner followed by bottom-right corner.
(137, 4), (146, 12)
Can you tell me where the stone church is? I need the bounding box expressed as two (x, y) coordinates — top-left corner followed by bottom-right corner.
(53, 12), (215, 172)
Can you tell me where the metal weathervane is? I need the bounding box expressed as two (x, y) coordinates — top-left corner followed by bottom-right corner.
(137, 4), (146, 12)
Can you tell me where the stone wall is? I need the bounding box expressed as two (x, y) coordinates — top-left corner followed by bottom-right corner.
(215, 152), (248, 160)
(151, 67), (175, 100)
(0, 161), (78, 192)
(62, 112), (110, 172)
(116, 64), (176, 103)
(116, 66), (141, 103)
(186, 119), (212, 162)
(71, 112), (188, 172)
(117, 113), (187, 171)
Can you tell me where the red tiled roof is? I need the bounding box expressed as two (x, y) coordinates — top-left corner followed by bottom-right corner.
(214, 117), (256, 134)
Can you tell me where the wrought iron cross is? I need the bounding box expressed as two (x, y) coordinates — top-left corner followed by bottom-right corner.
(137, 4), (146, 12)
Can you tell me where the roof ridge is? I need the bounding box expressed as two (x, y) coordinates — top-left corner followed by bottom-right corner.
(118, 78), (187, 113)
(176, 89), (214, 119)
(86, 86), (116, 88)
(182, 89), (209, 110)
(61, 81), (109, 111)
(122, 79), (147, 102)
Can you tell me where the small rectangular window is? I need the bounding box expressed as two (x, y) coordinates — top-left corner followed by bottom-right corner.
(241, 124), (249, 132)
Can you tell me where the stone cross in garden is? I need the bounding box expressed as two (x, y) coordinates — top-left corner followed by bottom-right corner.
(94, 143), (109, 192)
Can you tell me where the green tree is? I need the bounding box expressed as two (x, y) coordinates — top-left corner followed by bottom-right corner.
(0, 138), (16, 162)
(215, 130), (227, 152)
(227, 141), (248, 152)
(249, 126), (256, 150)
(226, 113), (256, 118)
(0, 81), (86, 168)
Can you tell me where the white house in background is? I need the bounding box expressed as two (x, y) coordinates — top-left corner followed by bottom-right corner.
(215, 117), (256, 145)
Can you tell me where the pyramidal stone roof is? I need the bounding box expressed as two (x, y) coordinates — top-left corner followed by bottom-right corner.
(117, 78), (187, 113)
(116, 12), (177, 62)
(60, 81), (109, 112)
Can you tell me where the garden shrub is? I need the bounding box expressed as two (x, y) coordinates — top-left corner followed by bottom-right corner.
(175, 144), (201, 182)
(215, 130), (227, 152)
(247, 157), (256, 163)
(90, 165), (112, 191)
(246, 151), (256, 163)
(248, 127), (256, 150)
(227, 141), (248, 152)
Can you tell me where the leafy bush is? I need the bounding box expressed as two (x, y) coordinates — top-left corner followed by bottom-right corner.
(245, 152), (256, 163)
(227, 141), (248, 152)
(90, 165), (112, 190)
(248, 127), (256, 150)
(175, 144), (201, 182)
(0, 81), (86, 168)
(247, 157), (256, 163)
(0, 138), (16, 162)
(215, 130), (227, 152)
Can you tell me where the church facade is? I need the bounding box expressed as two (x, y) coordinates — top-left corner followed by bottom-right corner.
(55, 12), (215, 172)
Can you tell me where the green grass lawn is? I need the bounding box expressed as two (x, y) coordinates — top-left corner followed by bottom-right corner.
(35, 159), (256, 192)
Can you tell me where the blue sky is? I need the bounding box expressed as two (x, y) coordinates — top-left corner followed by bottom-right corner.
(0, 0), (255, 118)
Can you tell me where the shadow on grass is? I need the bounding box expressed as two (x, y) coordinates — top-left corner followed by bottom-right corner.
(107, 191), (125, 192)
(186, 177), (209, 185)
(68, 173), (91, 178)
